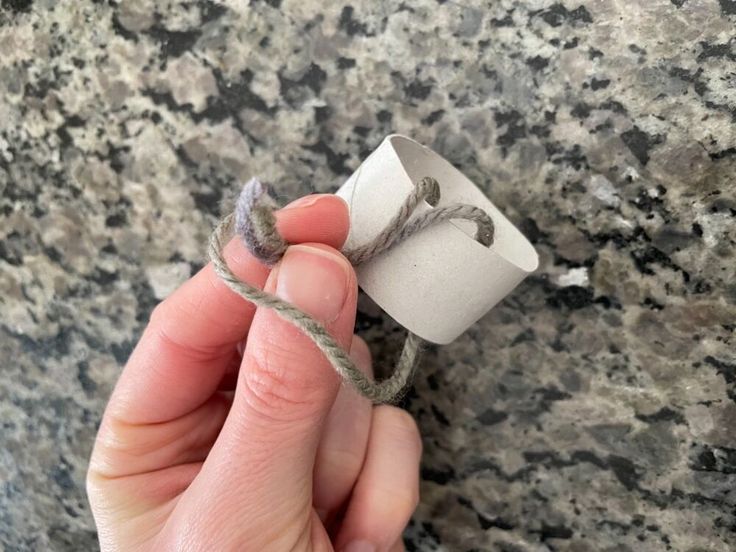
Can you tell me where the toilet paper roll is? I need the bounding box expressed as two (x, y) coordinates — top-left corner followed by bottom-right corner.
(336, 134), (539, 345)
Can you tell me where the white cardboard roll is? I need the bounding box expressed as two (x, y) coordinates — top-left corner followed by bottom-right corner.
(336, 134), (539, 345)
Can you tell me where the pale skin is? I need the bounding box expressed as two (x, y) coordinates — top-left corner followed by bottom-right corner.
(87, 194), (422, 552)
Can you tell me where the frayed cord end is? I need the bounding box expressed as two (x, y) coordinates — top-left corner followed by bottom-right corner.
(234, 177), (288, 266)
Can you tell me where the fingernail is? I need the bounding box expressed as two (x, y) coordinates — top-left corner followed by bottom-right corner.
(280, 194), (324, 211)
(276, 244), (351, 323)
(342, 541), (376, 552)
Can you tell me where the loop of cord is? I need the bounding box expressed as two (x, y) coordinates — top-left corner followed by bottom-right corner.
(209, 176), (495, 404)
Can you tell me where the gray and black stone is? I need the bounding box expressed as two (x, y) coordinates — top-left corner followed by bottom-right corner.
(1, 1), (735, 550)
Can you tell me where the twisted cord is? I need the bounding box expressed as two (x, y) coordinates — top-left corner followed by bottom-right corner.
(209, 176), (494, 403)
(342, 176), (494, 264)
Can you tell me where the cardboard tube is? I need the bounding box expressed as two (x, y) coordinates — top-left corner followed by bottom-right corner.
(336, 135), (538, 345)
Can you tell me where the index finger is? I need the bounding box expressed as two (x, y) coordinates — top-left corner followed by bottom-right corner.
(107, 194), (349, 424)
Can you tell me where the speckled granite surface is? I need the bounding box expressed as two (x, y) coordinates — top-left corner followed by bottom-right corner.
(1, 1), (735, 550)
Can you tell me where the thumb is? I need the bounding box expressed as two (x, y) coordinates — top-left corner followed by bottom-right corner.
(179, 243), (357, 549)
(237, 241), (358, 436)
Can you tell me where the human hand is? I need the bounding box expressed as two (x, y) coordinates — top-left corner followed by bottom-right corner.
(87, 194), (422, 551)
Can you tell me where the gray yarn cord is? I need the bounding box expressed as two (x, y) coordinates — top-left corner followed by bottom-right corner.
(209, 176), (495, 403)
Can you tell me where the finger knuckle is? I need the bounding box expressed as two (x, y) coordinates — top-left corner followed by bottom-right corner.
(241, 341), (324, 423)
(148, 299), (171, 326)
(320, 447), (365, 481)
(384, 485), (420, 518)
(85, 469), (104, 501)
(86, 417), (136, 478)
(378, 406), (423, 458)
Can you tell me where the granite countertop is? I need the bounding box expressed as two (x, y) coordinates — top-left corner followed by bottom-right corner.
(1, 1), (735, 550)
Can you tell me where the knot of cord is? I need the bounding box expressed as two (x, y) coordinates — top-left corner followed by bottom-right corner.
(209, 176), (494, 403)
